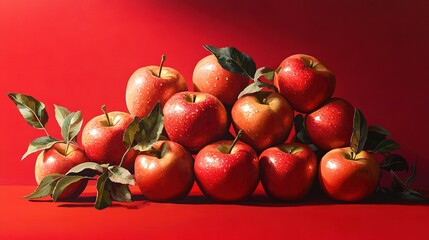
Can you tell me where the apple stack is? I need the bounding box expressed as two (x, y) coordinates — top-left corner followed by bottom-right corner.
(10, 45), (418, 210)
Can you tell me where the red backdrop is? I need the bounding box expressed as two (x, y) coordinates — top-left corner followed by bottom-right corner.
(1, 0), (428, 190)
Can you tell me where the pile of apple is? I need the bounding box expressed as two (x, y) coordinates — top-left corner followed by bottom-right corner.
(9, 45), (423, 209)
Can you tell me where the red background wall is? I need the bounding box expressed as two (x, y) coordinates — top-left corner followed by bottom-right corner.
(1, 0), (428, 189)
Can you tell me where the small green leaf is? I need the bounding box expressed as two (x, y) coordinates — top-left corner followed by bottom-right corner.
(123, 116), (140, 148)
(350, 108), (368, 155)
(134, 102), (164, 152)
(380, 154), (408, 171)
(95, 171), (112, 210)
(368, 125), (392, 137)
(66, 162), (104, 177)
(237, 81), (278, 99)
(254, 67), (275, 81)
(110, 183), (132, 202)
(52, 176), (88, 202)
(294, 114), (312, 145)
(8, 93), (48, 129)
(61, 111), (83, 145)
(108, 166), (135, 185)
(373, 139), (400, 153)
(405, 161), (417, 188)
(203, 45), (256, 79)
(54, 105), (72, 128)
(24, 174), (64, 199)
(22, 136), (60, 160)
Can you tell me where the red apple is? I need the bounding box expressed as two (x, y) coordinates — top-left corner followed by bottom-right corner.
(126, 55), (188, 118)
(259, 143), (317, 201)
(319, 147), (380, 201)
(194, 135), (259, 202)
(274, 54), (335, 113)
(82, 107), (137, 170)
(163, 91), (228, 152)
(134, 140), (194, 201)
(35, 142), (89, 199)
(231, 91), (294, 152)
(193, 55), (250, 107)
(305, 98), (355, 151)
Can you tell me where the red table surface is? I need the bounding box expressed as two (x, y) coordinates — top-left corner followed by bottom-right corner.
(1, 183), (428, 240)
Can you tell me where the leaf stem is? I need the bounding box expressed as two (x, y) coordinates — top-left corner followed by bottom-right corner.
(227, 130), (243, 154)
(119, 146), (132, 167)
(101, 105), (111, 126)
(158, 54), (166, 77)
(42, 126), (50, 137)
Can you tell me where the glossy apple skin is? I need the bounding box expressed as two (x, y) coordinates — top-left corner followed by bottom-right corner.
(274, 54), (335, 113)
(305, 98), (355, 151)
(82, 111), (137, 171)
(193, 55), (250, 107)
(195, 140), (259, 202)
(260, 143), (317, 201)
(126, 65), (187, 118)
(163, 91), (228, 152)
(231, 91), (294, 152)
(319, 147), (380, 201)
(134, 140), (194, 201)
(35, 143), (89, 200)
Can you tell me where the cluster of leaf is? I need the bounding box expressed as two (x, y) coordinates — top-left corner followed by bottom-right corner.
(8, 93), (83, 159)
(203, 45), (279, 98)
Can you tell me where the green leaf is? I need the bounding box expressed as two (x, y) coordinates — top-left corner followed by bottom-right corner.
(24, 174), (64, 199)
(21, 136), (60, 160)
(54, 104), (72, 128)
(373, 139), (400, 153)
(380, 154), (408, 171)
(110, 183), (132, 202)
(123, 116), (141, 148)
(349, 108), (368, 155)
(237, 81), (278, 99)
(368, 125), (392, 137)
(203, 45), (256, 79)
(108, 166), (135, 185)
(8, 93), (48, 129)
(52, 176), (88, 202)
(95, 171), (112, 210)
(294, 114), (312, 145)
(134, 102), (164, 152)
(66, 162), (104, 177)
(61, 111), (83, 144)
(254, 67), (275, 81)
(405, 161), (417, 188)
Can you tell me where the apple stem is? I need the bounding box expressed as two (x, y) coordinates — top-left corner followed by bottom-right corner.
(158, 54), (166, 77)
(227, 130), (243, 154)
(350, 151), (356, 160)
(101, 105), (111, 126)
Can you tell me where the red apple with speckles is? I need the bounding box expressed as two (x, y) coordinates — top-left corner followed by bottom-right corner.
(163, 91), (228, 152)
(231, 91), (294, 152)
(82, 106), (137, 170)
(126, 55), (187, 118)
(306, 98), (355, 151)
(274, 54), (335, 113)
(194, 132), (259, 202)
(319, 147), (380, 201)
(259, 143), (317, 201)
(134, 140), (194, 201)
(193, 55), (250, 107)
(35, 142), (89, 199)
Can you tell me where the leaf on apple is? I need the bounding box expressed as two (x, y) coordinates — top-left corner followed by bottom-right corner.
(24, 173), (64, 199)
(95, 171), (112, 210)
(349, 108), (368, 156)
(21, 136), (60, 160)
(110, 183), (132, 202)
(373, 139), (400, 153)
(66, 162), (104, 177)
(61, 111), (83, 145)
(389, 161), (426, 201)
(368, 125), (392, 137)
(380, 154), (409, 172)
(123, 116), (141, 149)
(203, 45), (256, 79)
(134, 102), (164, 152)
(237, 81), (278, 99)
(107, 165), (135, 185)
(54, 104), (72, 128)
(51, 175), (88, 202)
(8, 93), (49, 129)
